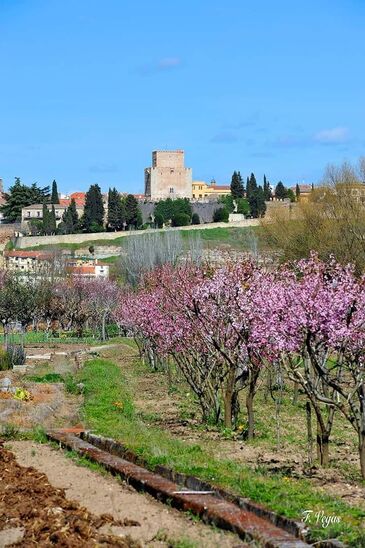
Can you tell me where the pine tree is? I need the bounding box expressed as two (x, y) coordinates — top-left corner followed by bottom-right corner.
(125, 194), (142, 228)
(107, 188), (126, 231)
(230, 171), (245, 199)
(82, 184), (105, 232)
(295, 183), (301, 200)
(1, 178), (49, 222)
(51, 180), (59, 204)
(29, 182), (50, 203)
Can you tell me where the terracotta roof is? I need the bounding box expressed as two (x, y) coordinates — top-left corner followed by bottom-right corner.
(70, 192), (86, 206)
(67, 265), (96, 274)
(291, 184), (313, 193)
(4, 250), (53, 260)
(210, 185), (231, 190)
(22, 200), (84, 210)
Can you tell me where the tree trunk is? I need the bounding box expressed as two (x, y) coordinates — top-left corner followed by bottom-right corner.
(246, 390), (255, 440)
(101, 313), (106, 341)
(292, 381), (299, 405)
(321, 433), (329, 467)
(306, 401), (313, 466)
(359, 433), (365, 479)
(223, 393), (232, 428)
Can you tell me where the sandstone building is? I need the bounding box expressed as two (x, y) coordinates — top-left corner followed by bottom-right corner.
(192, 180), (231, 200)
(144, 150), (192, 200)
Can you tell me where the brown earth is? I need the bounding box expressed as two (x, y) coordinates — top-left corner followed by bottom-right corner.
(0, 440), (140, 547)
(7, 441), (245, 548)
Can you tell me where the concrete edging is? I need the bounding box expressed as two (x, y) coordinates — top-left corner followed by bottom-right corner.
(47, 430), (313, 547)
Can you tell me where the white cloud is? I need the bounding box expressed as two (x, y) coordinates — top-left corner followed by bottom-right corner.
(313, 127), (349, 144)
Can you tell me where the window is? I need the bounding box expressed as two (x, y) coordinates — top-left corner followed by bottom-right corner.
(169, 187), (174, 193)
(37, 211), (40, 217)
(27, 211), (31, 217)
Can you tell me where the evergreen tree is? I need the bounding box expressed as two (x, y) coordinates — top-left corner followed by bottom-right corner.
(29, 182), (50, 203)
(154, 197), (192, 225)
(248, 186), (266, 218)
(274, 181), (288, 200)
(50, 205), (57, 233)
(82, 184), (105, 232)
(246, 173), (258, 200)
(230, 170), (244, 199)
(51, 180), (59, 203)
(263, 175), (272, 201)
(60, 199), (79, 234)
(295, 184), (300, 200)
(125, 194), (142, 228)
(42, 203), (51, 235)
(107, 188), (125, 231)
(1, 178), (49, 223)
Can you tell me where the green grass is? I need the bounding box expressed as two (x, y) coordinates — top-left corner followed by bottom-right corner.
(27, 372), (64, 383)
(21, 225), (265, 253)
(0, 331), (124, 346)
(77, 357), (365, 546)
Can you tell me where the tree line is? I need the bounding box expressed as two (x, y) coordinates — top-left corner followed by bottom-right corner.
(1, 178), (143, 234)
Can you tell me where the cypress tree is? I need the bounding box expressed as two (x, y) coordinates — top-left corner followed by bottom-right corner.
(51, 180), (59, 203)
(230, 171), (245, 199)
(246, 173), (257, 200)
(107, 188), (126, 231)
(61, 199), (79, 234)
(263, 175), (272, 201)
(296, 183), (301, 200)
(50, 205), (57, 233)
(248, 186), (267, 218)
(42, 202), (51, 235)
(125, 194), (142, 228)
(82, 184), (105, 232)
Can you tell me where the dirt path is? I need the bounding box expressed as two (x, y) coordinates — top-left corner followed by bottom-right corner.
(8, 441), (244, 548)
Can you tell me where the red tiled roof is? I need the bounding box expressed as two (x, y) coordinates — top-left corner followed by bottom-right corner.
(70, 192), (86, 206)
(291, 184), (313, 193)
(4, 250), (53, 260)
(210, 185), (231, 190)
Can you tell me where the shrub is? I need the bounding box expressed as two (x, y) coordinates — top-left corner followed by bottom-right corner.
(7, 344), (26, 365)
(191, 213), (200, 225)
(213, 207), (229, 222)
(0, 347), (11, 371)
(171, 213), (191, 227)
(154, 212), (164, 228)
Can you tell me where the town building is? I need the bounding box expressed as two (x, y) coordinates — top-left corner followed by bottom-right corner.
(21, 198), (85, 230)
(3, 250), (109, 278)
(3, 250), (54, 273)
(291, 184), (313, 202)
(192, 180), (231, 200)
(144, 150), (192, 200)
(65, 258), (109, 278)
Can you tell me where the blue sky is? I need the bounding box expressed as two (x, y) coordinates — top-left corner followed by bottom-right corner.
(0, 0), (364, 194)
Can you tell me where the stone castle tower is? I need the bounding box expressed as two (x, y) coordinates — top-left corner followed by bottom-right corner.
(144, 150), (192, 201)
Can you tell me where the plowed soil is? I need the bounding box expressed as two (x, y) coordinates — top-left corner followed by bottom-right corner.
(0, 440), (140, 547)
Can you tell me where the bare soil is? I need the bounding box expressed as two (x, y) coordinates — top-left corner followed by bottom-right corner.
(7, 441), (244, 548)
(0, 440), (140, 547)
